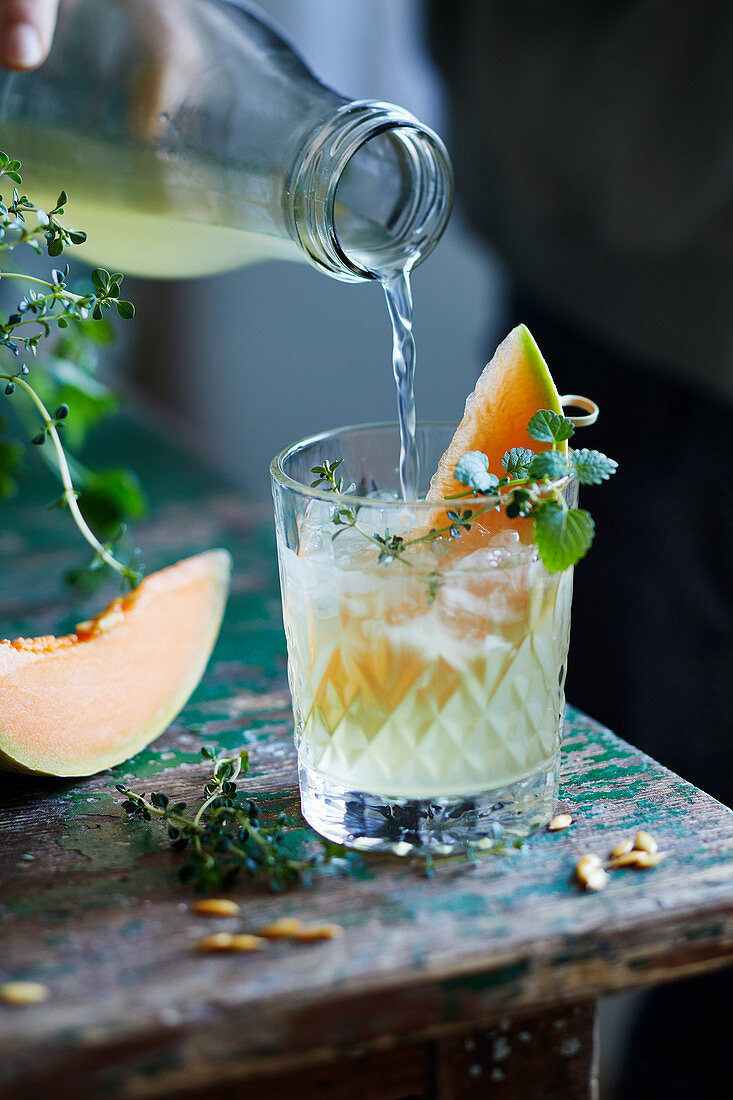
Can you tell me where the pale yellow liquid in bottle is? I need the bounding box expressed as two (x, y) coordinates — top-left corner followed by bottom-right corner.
(7, 125), (301, 278)
(29, 196), (302, 278)
(5, 119), (410, 279)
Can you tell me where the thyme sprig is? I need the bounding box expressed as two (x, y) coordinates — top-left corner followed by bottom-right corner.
(0, 369), (141, 587)
(0, 151), (141, 590)
(311, 459), (414, 567)
(313, 411), (617, 578)
(0, 263), (134, 359)
(0, 153), (87, 260)
(117, 749), (349, 893)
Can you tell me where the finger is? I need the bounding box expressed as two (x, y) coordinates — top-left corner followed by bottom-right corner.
(0, 0), (60, 71)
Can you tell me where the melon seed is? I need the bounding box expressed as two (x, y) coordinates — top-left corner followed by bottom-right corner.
(196, 932), (234, 952)
(258, 917), (304, 940)
(193, 898), (240, 917)
(632, 850), (665, 868)
(610, 838), (634, 859)
(548, 814), (573, 831)
(229, 934), (267, 952)
(634, 830), (658, 854)
(575, 854), (607, 891)
(584, 867), (609, 891)
(295, 923), (344, 942)
(1, 981), (50, 1005)
(576, 853), (602, 873)
(610, 850), (665, 870)
(196, 932), (266, 953)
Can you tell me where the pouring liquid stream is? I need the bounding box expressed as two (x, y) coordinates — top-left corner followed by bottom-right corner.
(382, 270), (419, 501)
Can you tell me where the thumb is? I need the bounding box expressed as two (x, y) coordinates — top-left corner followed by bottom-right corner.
(0, 0), (61, 71)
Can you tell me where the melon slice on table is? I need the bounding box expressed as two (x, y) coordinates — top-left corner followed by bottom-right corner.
(422, 324), (565, 549)
(0, 550), (230, 776)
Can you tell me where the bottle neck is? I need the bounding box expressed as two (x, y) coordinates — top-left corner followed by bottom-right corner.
(286, 101), (453, 283)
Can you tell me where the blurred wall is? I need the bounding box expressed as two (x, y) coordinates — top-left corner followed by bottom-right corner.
(137, 0), (505, 499)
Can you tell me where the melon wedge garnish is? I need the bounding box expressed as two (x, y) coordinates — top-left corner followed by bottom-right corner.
(411, 324), (565, 551)
(418, 325), (614, 573)
(0, 550), (230, 776)
(427, 324), (565, 502)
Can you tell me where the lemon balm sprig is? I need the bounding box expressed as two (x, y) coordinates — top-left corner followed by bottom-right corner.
(450, 409), (617, 571)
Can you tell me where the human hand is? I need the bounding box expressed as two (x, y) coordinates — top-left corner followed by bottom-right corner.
(0, 0), (200, 137)
(0, 0), (60, 70)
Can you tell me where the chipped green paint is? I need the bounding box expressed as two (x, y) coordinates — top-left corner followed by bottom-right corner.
(107, 745), (204, 780)
(417, 891), (491, 919)
(58, 814), (162, 872)
(56, 789), (162, 873)
(56, 788), (115, 811)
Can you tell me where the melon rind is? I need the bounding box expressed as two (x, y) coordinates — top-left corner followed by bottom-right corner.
(0, 550), (231, 776)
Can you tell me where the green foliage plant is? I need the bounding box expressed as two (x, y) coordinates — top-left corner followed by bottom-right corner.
(0, 152), (142, 589)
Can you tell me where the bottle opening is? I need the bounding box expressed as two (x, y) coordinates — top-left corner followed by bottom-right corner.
(287, 101), (453, 283)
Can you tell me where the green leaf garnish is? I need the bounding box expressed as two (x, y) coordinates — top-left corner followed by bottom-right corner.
(502, 446), (534, 478)
(311, 458), (347, 492)
(527, 409), (575, 444)
(446, 508), (474, 537)
(571, 448), (618, 485)
(454, 450), (499, 493)
(307, 407), (614, 582)
(533, 502), (595, 571)
(529, 451), (571, 480)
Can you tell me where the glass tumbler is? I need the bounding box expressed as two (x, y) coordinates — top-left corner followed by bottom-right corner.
(271, 423), (575, 854)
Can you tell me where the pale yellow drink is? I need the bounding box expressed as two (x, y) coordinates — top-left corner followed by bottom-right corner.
(283, 524), (572, 799)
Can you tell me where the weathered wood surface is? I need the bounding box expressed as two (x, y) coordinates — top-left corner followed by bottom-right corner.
(158, 1002), (598, 1100)
(432, 1003), (598, 1100)
(1, 420), (733, 1098)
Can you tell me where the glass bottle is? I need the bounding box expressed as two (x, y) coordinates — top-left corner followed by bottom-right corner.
(0, 0), (453, 280)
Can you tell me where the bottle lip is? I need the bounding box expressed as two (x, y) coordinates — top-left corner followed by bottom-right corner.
(285, 100), (454, 283)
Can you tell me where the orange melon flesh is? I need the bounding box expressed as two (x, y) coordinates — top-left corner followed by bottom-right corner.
(419, 325), (564, 552)
(428, 324), (564, 501)
(0, 550), (230, 776)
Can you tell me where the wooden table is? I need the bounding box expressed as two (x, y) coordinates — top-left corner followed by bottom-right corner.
(2, 420), (733, 1099)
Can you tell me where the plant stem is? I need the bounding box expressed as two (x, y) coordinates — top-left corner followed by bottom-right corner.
(193, 756), (243, 829)
(1, 372), (133, 583)
(0, 272), (56, 289)
(122, 778), (308, 876)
